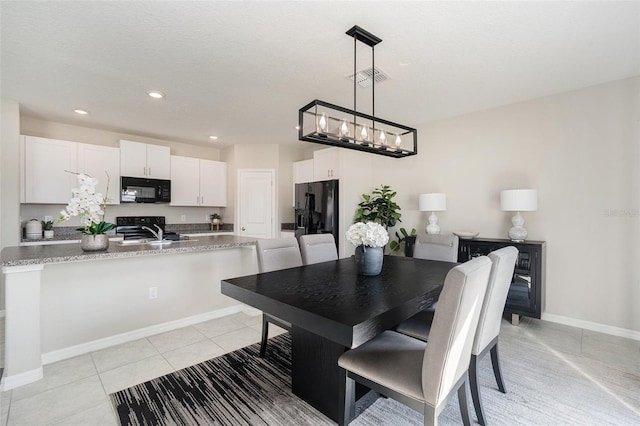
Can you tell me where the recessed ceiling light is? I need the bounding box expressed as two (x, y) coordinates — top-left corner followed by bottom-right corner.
(209, 135), (218, 140)
(399, 59), (412, 66)
(74, 109), (89, 115)
(147, 90), (164, 99)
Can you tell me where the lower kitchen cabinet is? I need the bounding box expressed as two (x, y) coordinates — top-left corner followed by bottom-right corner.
(458, 237), (546, 322)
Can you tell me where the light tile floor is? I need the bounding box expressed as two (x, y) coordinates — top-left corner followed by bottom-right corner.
(0, 313), (638, 425)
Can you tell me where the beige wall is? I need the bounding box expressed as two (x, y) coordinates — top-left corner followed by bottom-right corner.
(18, 117), (226, 227)
(368, 77), (639, 333)
(222, 143), (305, 233)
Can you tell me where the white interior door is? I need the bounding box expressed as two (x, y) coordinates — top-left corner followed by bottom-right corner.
(237, 169), (275, 238)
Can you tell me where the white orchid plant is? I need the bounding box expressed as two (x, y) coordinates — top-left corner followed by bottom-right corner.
(59, 172), (115, 235)
(346, 222), (389, 248)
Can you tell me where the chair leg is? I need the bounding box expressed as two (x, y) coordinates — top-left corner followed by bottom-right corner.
(259, 314), (269, 358)
(490, 343), (507, 393)
(457, 378), (472, 426)
(423, 404), (438, 426)
(470, 354), (487, 426)
(338, 369), (355, 426)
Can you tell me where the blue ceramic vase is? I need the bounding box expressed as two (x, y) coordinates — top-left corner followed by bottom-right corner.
(355, 245), (383, 276)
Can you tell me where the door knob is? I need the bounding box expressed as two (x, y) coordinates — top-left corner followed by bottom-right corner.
(241, 227), (246, 231)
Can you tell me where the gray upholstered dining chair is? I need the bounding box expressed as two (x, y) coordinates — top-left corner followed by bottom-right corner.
(411, 233), (460, 313)
(395, 246), (519, 425)
(255, 237), (303, 357)
(337, 256), (492, 426)
(299, 233), (338, 265)
(413, 233), (459, 262)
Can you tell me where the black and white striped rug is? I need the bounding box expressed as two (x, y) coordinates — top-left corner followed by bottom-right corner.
(110, 334), (336, 425)
(110, 332), (640, 425)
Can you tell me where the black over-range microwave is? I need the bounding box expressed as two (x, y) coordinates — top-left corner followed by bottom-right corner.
(120, 176), (171, 203)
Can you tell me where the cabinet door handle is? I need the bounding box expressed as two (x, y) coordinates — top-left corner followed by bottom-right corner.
(148, 167), (151, 176)
(201, 196), (204, 205)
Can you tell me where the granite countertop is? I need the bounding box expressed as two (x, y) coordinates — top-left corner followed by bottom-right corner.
(2, 234), (257, 268)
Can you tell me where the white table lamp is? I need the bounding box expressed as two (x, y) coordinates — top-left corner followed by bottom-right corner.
(419, 193), (446, 234)
(500, 189), (537, 241)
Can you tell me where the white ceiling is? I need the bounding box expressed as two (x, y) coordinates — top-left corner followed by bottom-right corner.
(2, 1), (639, 148)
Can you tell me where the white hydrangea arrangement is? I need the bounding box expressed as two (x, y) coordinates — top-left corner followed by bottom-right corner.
(346, 222), (389, 248)
(59, 173), (115, 235)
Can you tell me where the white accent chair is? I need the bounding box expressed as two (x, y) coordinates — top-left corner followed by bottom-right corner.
(396, 246), (519, 425)
(299, 234), (338, 265)
(337, 256), (492, 426)
(255, 237), (302, 358)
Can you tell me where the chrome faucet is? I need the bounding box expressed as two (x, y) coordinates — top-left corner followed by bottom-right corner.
(141, 224), (163, 241)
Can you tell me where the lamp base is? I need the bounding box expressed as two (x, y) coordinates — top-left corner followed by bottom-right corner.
(426, 212), (441, 235)
(508, 212), (528, 241)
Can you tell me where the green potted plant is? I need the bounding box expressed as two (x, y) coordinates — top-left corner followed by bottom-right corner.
(210, 213), (222, 224)
(389, 227), (417, 257)
(42, 220), (55, 239)
(210, 213), (222, 230)
(354, 185), (402, 229)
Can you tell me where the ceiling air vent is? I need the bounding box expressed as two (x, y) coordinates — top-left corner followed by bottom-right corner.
(347, 66), (390, 88)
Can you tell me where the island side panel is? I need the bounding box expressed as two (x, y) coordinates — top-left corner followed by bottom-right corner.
(2, 264), (44, 389)
(40, 246), (257, 355)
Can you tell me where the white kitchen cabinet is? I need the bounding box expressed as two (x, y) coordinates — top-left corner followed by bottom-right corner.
(199, 159), (227, 207)
(119, 139), (170, 179)
(170, 156), (200, 206)
(313, 147), (340, 181)
(170, 156), (227, 207)
(24, 136), (78, 204)
(293, 159), (314, 184)
(77, 143), (120, 204)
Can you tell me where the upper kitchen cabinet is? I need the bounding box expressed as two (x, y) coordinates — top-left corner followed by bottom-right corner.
(119, 139), (170, 179)
(293, 159), (314, 184)
(313, 147), (340, 181)
(170, 155), (227, 207)
(24, 136), (78, 204)
(77, 143), (120, 204)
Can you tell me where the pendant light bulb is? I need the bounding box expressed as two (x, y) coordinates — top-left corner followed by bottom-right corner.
(318, 114), (327, 132)
(379, 130), (386, 146)
(361, 126), (369, 141)
(394, 134), (402, 148)
(340, 121), (349, 138)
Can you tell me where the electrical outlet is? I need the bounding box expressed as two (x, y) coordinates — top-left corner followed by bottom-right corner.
(45, 215), (52, 223)
(180, 215), (186, 222)
(149, 286), (158, 300)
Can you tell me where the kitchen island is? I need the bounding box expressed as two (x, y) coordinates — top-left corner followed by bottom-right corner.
(1, 235), (258, 390)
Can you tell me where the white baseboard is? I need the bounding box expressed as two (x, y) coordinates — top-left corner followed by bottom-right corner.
(241, 306), (262, 317)
(1, 366), (43, 391)
(542, 313), (640, 342)
(41, 305), (246, 365)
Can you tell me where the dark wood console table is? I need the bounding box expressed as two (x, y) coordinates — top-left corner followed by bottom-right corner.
(221, 255), (455, 421)
(458, 237), (546, 324)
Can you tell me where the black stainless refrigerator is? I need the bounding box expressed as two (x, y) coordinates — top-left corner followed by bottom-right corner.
(294, 179), (339, 252)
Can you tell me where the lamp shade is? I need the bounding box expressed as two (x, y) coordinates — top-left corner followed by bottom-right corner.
(500, 189), (538, 212)
(419, 193), (446, 211)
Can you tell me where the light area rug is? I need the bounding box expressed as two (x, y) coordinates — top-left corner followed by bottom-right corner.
(110, 333), (640, 425)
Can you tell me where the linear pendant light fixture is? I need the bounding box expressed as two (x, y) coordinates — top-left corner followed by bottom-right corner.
(298, 26), (417, 158)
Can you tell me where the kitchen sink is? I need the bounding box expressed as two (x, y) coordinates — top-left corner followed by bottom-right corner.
(119, 238), (197, 247)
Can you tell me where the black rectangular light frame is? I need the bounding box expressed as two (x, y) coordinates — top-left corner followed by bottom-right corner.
(298, 99), (418, 158)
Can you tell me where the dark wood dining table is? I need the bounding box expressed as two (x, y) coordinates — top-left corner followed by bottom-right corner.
(221, 255), (456, 422)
